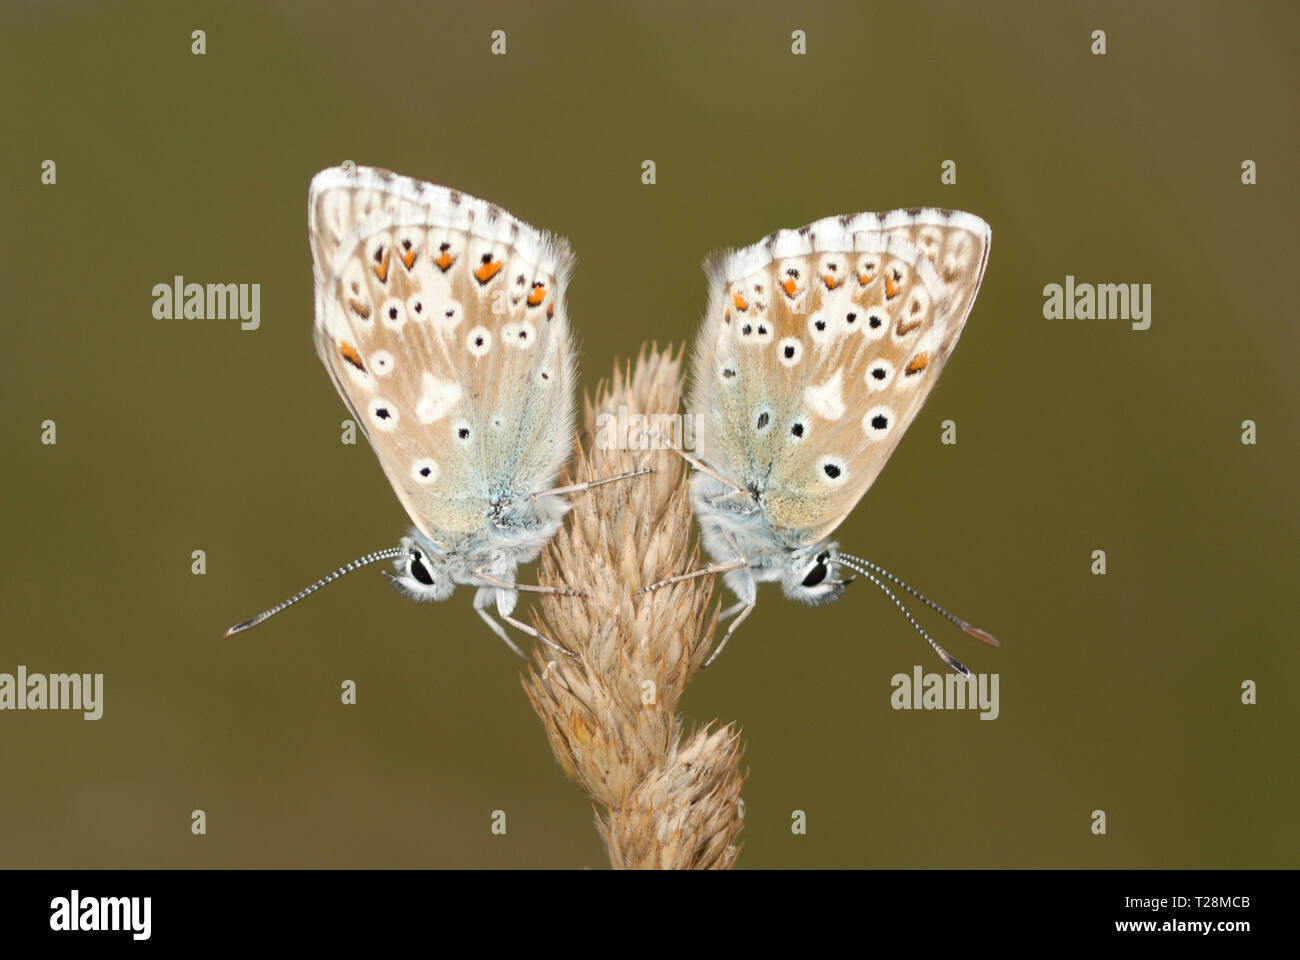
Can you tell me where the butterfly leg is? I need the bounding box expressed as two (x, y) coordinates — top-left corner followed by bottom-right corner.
(666, 447), (744, 494)
(639, 556), (747, 594)
(530, 466), (654, 501)
(493, 586), (573, 657)
(501, 612), (573, 657)
(471, 565), (585, 599)
(472, 587), (574, 658)
(631, 424), (746, 495)
(703, 601), (755, 667)
(472, 594), (527, 659)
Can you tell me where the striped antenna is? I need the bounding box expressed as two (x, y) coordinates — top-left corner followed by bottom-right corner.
(832, 553), (999, 677)
(835, 552), (999, 647)
(223, 547), (404, 638)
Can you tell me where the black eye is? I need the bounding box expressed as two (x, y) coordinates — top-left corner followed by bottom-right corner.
(801, 562), (828, 588)
(409, 552), (434, 586)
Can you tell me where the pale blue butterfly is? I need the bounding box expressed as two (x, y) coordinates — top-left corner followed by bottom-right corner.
(649, 209), (999, 673)
(226, 165), (645, 654)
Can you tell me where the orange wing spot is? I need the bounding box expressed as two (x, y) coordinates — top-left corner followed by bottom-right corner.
(339, 342), (365, 371)
(527, 284), (548, 307)
(732, 292), (749, 311)
(821, 274), (841, 290)
(904, 352), (930, 375)
(781, 278), (799, 297)
(546, 301), (555, 319)
(896, 317), (923, 336)
(885, 274), (899, 299)
(857, 272), (873, 285)
(435, 251), (455, 271)
(372, 253), (390, 283)
(400, 249), (417, 270)
(475, 260), (503, 284)
(347, 300), (370, 319)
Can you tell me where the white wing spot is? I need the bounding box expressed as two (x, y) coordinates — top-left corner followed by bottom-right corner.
(379, 297), (407, 331)
(370, 350), (395, 376)
(738, 318), (773, 345)
(862, 405), (895, 441)
(865, 359), (894, 391)
(917, 227), (943, 262)
(467, 326), (492, 357)
(436, 299), (463, 333)
(504, 321), (536, 349)
(817, 455), (849, 487)
(804, 368), (845, 421)
(807, 309), (834, 345)
(416, 372), (462, 423)
(411, 458), (439, 484)
(864, 308), (889, 341)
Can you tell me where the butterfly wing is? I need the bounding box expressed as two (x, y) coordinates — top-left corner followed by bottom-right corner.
(689, 209), (991, 547)
(308, 166), (575, 541)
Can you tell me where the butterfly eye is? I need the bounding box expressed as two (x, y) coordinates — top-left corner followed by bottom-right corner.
(801, 560), (828, 588)
(408, 551), (435, 586)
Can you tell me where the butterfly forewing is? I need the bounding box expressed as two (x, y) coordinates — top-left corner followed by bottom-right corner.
(691, 209), (990, 546)
(308, 166), (575, 542)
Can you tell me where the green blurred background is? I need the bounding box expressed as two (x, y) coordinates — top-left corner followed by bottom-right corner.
(2, 0), (1295, 868)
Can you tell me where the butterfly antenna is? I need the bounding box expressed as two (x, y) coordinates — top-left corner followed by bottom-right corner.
(834, 556), (976, 677)
(223, 547), (405, 638)
(836, 552), (999, 648)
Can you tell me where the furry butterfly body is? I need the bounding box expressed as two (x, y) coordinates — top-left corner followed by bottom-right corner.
(681, 208), (996, 669)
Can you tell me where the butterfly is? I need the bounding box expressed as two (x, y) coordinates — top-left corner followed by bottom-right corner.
(650, 208), (998, 673)
(225, 165), (646, 654)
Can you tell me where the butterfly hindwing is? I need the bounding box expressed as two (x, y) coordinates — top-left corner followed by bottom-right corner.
(690, 209), (991, 547)
(308, 166), (575, 541)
